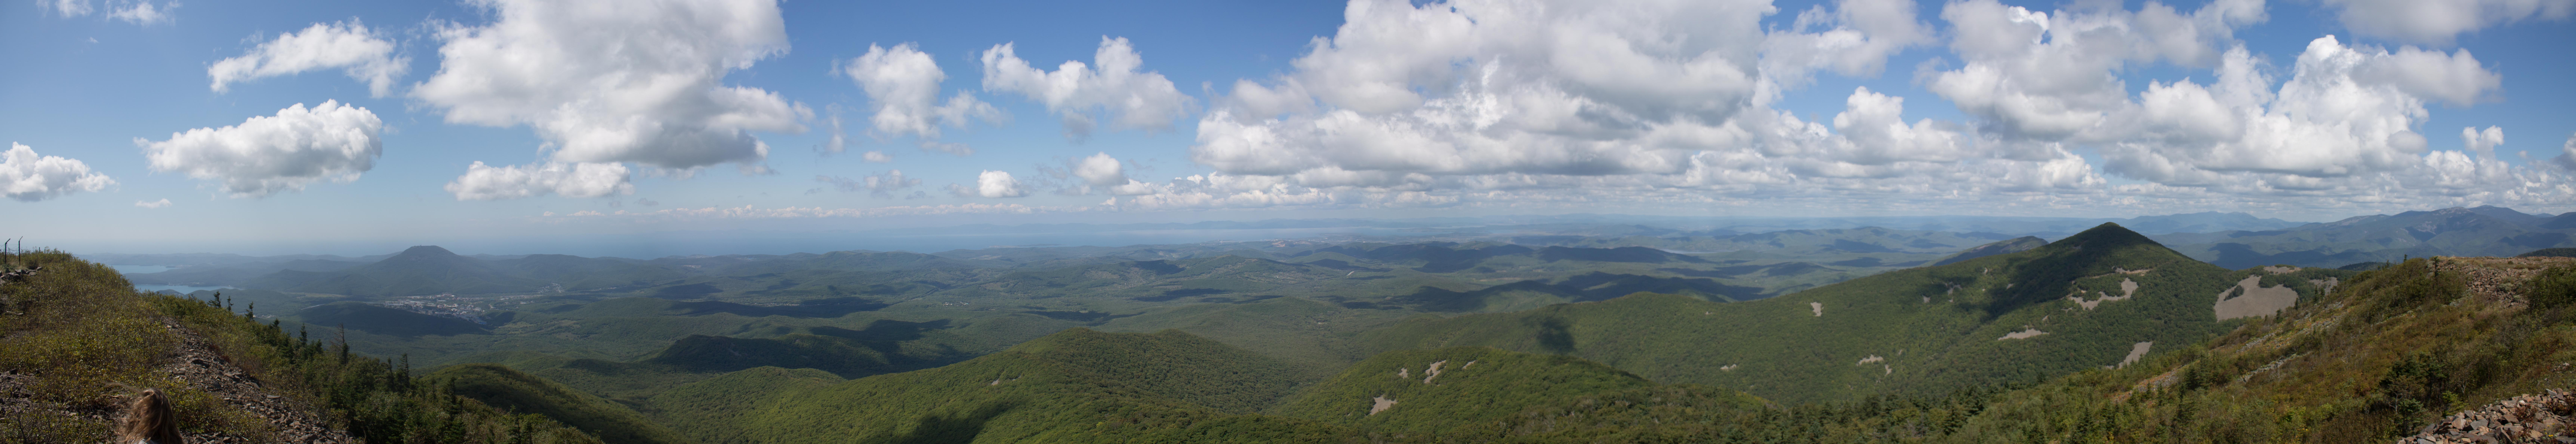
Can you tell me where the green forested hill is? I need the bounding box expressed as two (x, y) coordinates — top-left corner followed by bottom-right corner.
(647, 367), (844, 444)
(1358, 223), (2343, 404)
(430, 363), (697, 444)
(443, 310), (1080, 409)
(731, 328), (1348, 443)
(1094, 296), (1407, 381)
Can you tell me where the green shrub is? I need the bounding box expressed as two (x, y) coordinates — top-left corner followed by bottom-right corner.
(2525, 266), (2576, 310)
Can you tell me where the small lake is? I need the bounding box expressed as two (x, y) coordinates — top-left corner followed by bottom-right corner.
(134, 284), (231, 294)
(112, 265), (228, 294)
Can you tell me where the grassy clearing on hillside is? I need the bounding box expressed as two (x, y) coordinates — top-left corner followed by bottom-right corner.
(0, 250), (262, 441)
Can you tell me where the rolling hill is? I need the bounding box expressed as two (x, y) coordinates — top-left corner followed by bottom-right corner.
(661, 329), (1794, 443)
(729, 328), (1346, 443)
(1273, 347), (1770, 439)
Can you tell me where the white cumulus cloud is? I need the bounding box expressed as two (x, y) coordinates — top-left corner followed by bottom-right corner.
(413, 0), (804, 176)
(2355, 46), (2503, 106)
(967, 170), (1027, 198)
(981, 37), (1191, 138)
(445, 162), (633, 200)
(2463, 126), (2505, 156)
(1, 143), (116, 202)
(2082, 38), (2575, 212)
(1927, 0), (2265, 142)
(843, 43), (1000, 141)
(1068, 152), (1155, 195)
(134, 198), (171, 208)
(1761, 0), (1937, 88)
(1176, 0), (2076, 212)
(139, 101), (383, 198)
(2104, 38), (2497, 184)
(209, 19), (408, 97)
(1071, 152), (1125, 187)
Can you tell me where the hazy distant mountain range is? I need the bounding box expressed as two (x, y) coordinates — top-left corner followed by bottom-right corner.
(103, 207), (2570, 289)
(2154, 206), (2576, 268)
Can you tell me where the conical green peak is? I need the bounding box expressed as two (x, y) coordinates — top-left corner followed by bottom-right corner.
(393, 245), (459, 258)
(2045, 222), (2167, 252)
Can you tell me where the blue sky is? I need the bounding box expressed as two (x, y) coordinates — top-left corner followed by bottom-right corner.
(4, 0), (2574, 254)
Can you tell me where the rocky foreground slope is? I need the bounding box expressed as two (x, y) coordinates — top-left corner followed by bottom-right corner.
(2406, 389), (2576, 444)
(1, 250), (603, 443)
(0, 318), (360, 443)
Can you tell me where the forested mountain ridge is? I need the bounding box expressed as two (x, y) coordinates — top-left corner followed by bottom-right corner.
(1358, 223), (2347, 404)
(1899, 255), (2576, 443)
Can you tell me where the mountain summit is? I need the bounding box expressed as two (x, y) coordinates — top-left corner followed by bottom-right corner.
(244, 245), (539, 296)
(377, 245), (479, 268)
(391, 245), (460, 258)
(2043, 222), (2167, 252)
